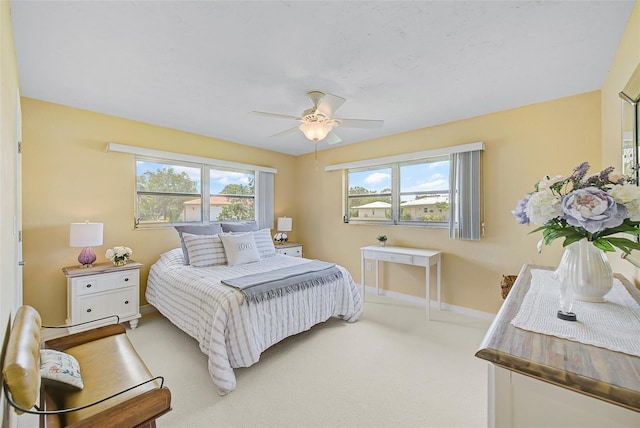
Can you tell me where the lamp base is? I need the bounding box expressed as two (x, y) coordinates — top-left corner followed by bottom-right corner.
(77, 247), (97, 268)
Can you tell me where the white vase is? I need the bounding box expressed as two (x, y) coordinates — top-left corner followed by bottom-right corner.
(555, 239), (613, 302)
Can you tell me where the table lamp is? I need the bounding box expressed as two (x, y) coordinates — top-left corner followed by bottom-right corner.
(69, 221), (103, 268)
(274, 217), (292, 244)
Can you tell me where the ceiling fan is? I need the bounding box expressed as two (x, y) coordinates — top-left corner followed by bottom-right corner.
(251, 91), (384, 145)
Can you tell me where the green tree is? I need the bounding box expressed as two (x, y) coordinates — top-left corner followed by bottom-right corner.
(217, 181), (255, 220)
(137, 167), (198, 222)
(434, 201), (449, 215)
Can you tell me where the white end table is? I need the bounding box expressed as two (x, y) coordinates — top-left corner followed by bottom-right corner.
(360, 245), (442, 320)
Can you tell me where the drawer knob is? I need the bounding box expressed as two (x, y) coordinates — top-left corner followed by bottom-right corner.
(124, 278), (129, 282)
(86, 308), (92, 313)
(124, 300), (129, 305)
(86, 284), (92, 288)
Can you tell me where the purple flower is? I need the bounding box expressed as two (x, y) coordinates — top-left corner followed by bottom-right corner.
(512, 194), (531, 225)
(561, 187), (626, 233)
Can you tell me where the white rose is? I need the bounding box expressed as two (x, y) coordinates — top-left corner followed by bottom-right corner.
(609, 183), (640, 204)
(105, 249), (114, 259)
(525, 189), (563, 225)
(537, 175), (565, 191)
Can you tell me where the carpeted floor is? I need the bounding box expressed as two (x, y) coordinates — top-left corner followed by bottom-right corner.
(15, 293), (493, 428)
(129, 293), (493, 428)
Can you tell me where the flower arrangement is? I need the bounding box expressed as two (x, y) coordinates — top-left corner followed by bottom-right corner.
(512, 162), (640, 254)
(105, 246), (133, 265)
(376, 235), (388, 242)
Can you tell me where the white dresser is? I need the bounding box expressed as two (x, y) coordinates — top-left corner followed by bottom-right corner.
(275, 242), (303, 257)
(63, 261), (143, 332)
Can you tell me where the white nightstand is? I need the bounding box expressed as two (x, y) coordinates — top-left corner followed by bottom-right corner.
(275, 243), (303, 257)
(62, 261), (143, 332)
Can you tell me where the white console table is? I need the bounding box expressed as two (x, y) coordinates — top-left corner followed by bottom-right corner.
(360, 245), (442, 319)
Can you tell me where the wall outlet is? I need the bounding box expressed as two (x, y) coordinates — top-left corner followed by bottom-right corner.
(366, 263), (372, 271)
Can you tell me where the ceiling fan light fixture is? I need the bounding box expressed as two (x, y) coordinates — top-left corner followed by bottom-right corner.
(299, 121), (333, 142)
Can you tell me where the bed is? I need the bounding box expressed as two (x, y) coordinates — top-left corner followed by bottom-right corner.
(145, 228), (363, 395)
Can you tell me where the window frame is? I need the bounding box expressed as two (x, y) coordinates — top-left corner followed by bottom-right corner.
(329, 142), (484, 237)
(134, 156), (257, 229)
(345, 156), (451, 227)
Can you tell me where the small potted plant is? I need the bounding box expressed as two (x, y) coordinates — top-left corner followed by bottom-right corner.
(376, 235), (388, 247)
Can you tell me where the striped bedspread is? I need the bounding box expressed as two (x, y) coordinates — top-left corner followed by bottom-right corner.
(145, 248), (363, 395)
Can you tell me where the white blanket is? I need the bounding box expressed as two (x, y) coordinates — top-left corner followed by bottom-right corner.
(145, 248), (363, 395)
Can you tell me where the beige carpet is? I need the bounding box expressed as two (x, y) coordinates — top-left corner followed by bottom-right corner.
(133, 294), (492, 428)
(16, 294), (493, 428)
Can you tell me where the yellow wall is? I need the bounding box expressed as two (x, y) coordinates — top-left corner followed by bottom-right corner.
(602, 0), (640, 280)
(295, 92), (601, 313)
(21, 98), (297, 324)
(20, 91), (602, 322)
(1, 0), (21, 425)
(17, 0), (640, 322)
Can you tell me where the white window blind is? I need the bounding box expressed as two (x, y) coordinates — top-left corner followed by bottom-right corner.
(449, 149), (482, 240)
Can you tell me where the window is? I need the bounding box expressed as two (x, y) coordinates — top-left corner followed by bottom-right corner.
(330, 142), (483, 239)
(107, 143), (276, 230)
(346, 157), (450, 226)
(136, 158), (258, 227)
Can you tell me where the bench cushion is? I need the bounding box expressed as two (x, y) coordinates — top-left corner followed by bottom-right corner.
(47, 333), (163, 426)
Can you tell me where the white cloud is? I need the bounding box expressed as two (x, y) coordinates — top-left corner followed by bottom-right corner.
(364, 172), (391, 186)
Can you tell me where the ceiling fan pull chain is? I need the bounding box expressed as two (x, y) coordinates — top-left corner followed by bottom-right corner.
(315, 143), (318, 171)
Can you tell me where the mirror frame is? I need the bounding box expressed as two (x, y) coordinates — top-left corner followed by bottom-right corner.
(620, 62), (640, 183)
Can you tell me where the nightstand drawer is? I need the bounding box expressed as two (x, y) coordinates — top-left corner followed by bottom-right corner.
(74, 270), (139, 296)
(78, 288), (138, 323)
(276, 244), (302, 257)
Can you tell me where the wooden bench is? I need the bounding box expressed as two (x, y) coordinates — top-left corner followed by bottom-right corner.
(2, 305), (171, 427)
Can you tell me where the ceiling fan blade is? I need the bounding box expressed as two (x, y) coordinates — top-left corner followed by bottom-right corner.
(269, 126), (300, 138)
(251, 111), (301, 121)
(334, 118), (384, 129)
(316, 93), (346, 117)
(324, 130), (342, 145)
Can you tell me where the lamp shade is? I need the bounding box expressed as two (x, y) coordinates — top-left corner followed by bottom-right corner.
(299, 122), (333, 142)
(69, 222), (103, 247)
(277, 217), (292, 232)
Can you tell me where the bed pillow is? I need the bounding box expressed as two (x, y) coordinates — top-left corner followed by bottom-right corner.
(220, 221), (258, 233)
(253, 228), (276, 259)
(175, 224), (223, 265)
(40, 349), (84, 390)
(182, 233), (227, 267)
(219, 232), (261, 266)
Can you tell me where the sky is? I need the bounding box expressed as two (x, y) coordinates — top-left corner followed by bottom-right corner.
(348, 160), (449, 197)
(136, 160), (254, 193)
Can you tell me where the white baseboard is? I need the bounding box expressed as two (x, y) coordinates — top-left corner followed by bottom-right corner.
(362, 284), (495, 321)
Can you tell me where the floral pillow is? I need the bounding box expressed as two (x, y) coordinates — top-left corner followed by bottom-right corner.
(40, 349), (84, 390)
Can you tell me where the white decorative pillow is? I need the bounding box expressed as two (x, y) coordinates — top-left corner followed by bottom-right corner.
(219, 232), (261, 266)
(253, 228), (276, 259)
(182, 233), (227, 267)
(40, 349), (84, 390)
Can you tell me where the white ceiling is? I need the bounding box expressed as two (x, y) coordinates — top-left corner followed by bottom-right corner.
(9, 1), (636, 156)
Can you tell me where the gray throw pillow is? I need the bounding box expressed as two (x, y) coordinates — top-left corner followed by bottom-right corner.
(220, 221), (258, 233)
